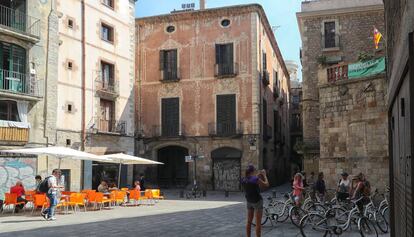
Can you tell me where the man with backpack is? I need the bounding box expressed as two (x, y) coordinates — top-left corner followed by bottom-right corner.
(40, 169), (64, 221)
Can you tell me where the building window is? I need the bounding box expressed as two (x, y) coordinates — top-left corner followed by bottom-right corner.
(166, 25), (175, 33)
(102, 0), (114, 8)
(99, 99), (114, 132)
(0, 42), (26, 93)
(221, 19), (231, 27)
(101, 61), (115, 89)
(68, 19), (74, 28)
(324, 21), (337, 48)
(0, 100), (20, 121)
(216, 94), (236, 136)
(161, 98), (180, 137)
(67, 61), (73, 70)
(101, 23), (114, 43)
(262, 52), (267, 71)
(66, 139), (71, 146)
(159, 49), (179, 81)
(215, 43), (234, 76)
(67, 104), (72, 112)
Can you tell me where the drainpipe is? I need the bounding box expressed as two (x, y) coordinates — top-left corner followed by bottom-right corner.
(80, 0), (86, 189)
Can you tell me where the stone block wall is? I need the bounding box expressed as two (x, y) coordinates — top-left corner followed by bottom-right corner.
(319, 75), (389, 188)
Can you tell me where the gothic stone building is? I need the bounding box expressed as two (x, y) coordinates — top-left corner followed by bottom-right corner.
(135, 4), (291, 190)
(297, 0), (389, 187)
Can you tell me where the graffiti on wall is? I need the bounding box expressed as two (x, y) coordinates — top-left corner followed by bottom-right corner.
(213, 158), (241, 191)
(0, 158), (37, 200)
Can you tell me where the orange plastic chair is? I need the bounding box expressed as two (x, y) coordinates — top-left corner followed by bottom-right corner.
(2, 193), (26, 214)
(91, 192), (111, 210)
(128, 190), (140, 206)
(115, 191), (126, 205)
(144, 190), (155, 205)
(121, 188), (129, 191)
(151, 189), (165, 200)
(66, 193), (87, 212)
(25, 190), (36, 208)
(31, 194), (48, 214)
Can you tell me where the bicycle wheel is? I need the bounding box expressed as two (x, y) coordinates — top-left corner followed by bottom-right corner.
(271, 200), (289, 222)
(290, 206), (307, 227)
(381, 206), (389, 225)
(300, 213), (329, 237)
(325, 207), (348, 225)
(251, 208), (269, 226)
(307, 203), (326, 215)
(375, 211), (388, 233)
(358, 217), (378, 237)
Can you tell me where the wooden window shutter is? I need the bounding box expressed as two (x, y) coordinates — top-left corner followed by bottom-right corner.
(216, 94), (236, 135)
(215, 44), (221, 64)
(228, 43), (234, 65)
(161, 98), (179, 136)
(159, 50), (165, 71)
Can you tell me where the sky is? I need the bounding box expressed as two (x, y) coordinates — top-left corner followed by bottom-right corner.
(135, 0), (302, 80)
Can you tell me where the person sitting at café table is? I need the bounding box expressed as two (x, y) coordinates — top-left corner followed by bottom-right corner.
(10, 181), (28, 213)
(109, 182), (119, 191)
(98, 180), (110, 193)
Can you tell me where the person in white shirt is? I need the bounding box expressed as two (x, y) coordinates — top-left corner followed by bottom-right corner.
(41, 169), (64, 221)
(337, 172), (351, 201)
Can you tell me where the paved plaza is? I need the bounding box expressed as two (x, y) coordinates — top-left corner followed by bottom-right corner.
(0, 187), (390, 237)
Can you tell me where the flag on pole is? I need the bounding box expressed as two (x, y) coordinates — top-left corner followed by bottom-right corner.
(374, 27), (383, 49)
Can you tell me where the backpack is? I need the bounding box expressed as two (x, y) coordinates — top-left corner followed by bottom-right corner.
(37, 176), (51, 193)
(362, 181), (371, 197)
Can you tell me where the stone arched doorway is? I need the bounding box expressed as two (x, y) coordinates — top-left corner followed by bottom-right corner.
(157, 146), (189, 188)
(211, 147), (242, 191)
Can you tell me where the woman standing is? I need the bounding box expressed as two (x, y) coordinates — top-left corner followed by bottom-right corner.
(242, 165), (269, 237)
(292, 173), (304, 206)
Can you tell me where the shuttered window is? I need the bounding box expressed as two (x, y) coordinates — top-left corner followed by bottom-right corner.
(262, 52), (267, 71)
(160, 49), (178, 80)
(161, 98), (179, 136)
(215, 43), (234, 75)
(216, 94), (236, 135)
(324, 21), (336, 48)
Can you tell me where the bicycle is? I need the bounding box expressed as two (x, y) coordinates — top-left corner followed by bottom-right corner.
(364, 190), (389, 233)
(299, 197), (378, 237)
(185, 184), (202, 199)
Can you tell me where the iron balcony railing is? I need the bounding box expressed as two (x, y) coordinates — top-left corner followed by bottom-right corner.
(97, 118), (126, 135)
(160, 67), (180, 81)
(214, 63), (238, 78)
(208, 122), (243, 137)
(262, 71), (270, 86)
(327, 64), (348, 83)
(0, 5), (40, 38)
(152, 124), (185, 137)
(95, 79), (118, 95)
(0, 69), (40, 97)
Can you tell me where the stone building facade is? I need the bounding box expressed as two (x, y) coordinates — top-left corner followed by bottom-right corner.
(297, 0), (389, 187)
(55, 0), (136, 190)
(136, 4), (291, 190)
(383, 0), (414, 236)
(0, 0), (58, 197)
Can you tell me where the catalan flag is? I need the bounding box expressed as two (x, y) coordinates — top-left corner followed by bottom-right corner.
(374, 27), (383, 49)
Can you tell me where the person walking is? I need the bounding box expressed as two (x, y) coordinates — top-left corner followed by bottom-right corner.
(242, 165), (269, 237)
(139, 174), (146, 191)
(41, 169), (64, 221)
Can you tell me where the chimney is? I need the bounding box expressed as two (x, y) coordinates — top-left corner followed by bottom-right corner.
(200, 0), (205, 10)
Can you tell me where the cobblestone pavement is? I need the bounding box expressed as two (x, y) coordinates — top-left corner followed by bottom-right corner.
(0, 185), (390, 237)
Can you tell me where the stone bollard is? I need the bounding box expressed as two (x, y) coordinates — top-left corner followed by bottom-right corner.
(179, 190), (184, 198)
(272, 190), (277, 198)
(225, 190), (229, 197)
(203, 190), (207, 197)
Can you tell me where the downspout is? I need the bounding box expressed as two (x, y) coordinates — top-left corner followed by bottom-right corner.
(80, 0), (86, 188)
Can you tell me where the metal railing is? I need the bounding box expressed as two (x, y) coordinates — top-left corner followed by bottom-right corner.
(0, 69), (40, 96)
(214, 63), (238, 77)
(0, 5), (40, 38)
(97, 119), (126, 134)
(208, 122), (243, 137)
(152, 124), (185, 137)
(95, 79), (118, 94)
(160, 68), (180, 81)
(327, 64), (348, 82)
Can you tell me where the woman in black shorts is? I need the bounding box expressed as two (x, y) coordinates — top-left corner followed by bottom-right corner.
(242, 165), (269, 237)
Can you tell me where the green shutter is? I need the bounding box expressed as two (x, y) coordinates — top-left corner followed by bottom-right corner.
(162, 98), (180, 136)
(216, 94), (236, 135)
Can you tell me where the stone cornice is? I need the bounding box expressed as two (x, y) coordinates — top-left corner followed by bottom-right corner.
(136, 4), (290, 81)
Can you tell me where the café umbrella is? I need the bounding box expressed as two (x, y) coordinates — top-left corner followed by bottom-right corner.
(101, 153), (163, 187)
(1, 146), (110, 169)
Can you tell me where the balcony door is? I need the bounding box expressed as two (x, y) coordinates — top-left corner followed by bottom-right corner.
(101, 61), (114, 90)
(0, 42), (26, 92)
(216, 94), (236, 136)
(215, 43), (234, 76)
(161, 98), (179, 137)
(99, 99), (114, 132)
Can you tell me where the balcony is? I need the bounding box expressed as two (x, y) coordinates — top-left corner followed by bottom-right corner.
(160, 68), (180, 82)
(0, 127), (29, 145)
(262, 71), (270, 86)
(208, 122), (243, 137)
(327, 64), (348, 83)
(0, 69), (41, 99)
(96, 118), (126, 135)
(95, 79), (118, 99)
(152, 124), (185, 138)
(0, 5), (40, 41)
(263, 124), (272, 141)
(214, 63), (238, 78)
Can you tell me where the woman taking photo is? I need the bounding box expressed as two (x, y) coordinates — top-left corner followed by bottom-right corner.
(242, 165), (269, 237)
